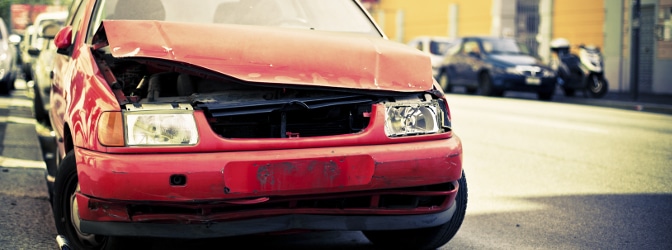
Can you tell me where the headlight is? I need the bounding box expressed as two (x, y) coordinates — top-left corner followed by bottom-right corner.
(98, 109), (199, 147)
(542, 69), (556, 78)
(126, 112), (199, 146)
(505, 67), (521, 75)
(385, 102), (441, 137)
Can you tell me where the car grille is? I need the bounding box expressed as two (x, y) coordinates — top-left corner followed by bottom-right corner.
(197, 96), (374, 138)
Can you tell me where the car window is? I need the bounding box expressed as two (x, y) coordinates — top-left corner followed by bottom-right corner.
(67, 0), (87, 45)
(88, 0), (380, 40)
(481, 38), (530, 55)
(462, 41), (480, 55)
(429, 40), (454, 55)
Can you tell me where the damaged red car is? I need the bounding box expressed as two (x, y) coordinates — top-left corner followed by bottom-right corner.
(48, 0), (466, 249)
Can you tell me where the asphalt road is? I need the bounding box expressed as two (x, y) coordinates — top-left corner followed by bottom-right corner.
(1, 84), (671, 249)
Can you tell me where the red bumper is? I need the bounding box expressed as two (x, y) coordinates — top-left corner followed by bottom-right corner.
(74, 136), (462, 234)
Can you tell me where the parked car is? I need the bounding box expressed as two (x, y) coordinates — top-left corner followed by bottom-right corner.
(407, 36), (458, 79)
(0, 19), (20, 95)
(18, 11), (68, 82)
(48, 1), (467, 249)
(26, 21), (62, 125)
(437, 36), (557, 100)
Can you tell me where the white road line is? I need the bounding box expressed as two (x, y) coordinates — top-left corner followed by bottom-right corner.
(0, 156), (46, 169)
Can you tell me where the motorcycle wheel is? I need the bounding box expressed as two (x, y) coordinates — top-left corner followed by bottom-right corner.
(588, 75), (607, 98)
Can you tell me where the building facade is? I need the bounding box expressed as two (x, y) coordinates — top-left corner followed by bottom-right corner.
(367, 0), (672, 95)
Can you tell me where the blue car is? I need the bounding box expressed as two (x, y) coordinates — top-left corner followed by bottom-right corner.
(437, 36), (557, 100)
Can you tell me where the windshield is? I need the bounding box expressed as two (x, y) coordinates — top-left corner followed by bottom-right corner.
(429, 40), (455, 56)
(481, 38), (530, 55)
(91, 0), (380, 36)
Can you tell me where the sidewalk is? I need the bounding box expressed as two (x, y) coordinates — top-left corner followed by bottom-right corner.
(552, 91), (672, 115)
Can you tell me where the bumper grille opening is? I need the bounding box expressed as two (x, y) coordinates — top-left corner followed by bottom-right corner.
(126, 182), (456, 222)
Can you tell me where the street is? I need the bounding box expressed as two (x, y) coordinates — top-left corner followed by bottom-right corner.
(1, 83), (671, 249)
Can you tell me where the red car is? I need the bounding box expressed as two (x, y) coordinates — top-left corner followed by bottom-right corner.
(48, 0), (466, 249)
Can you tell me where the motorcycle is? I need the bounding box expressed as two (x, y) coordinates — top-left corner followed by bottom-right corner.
(549, 38), (608, 98)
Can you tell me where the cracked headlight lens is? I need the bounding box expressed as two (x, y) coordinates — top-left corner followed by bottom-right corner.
(126, 112), (199, 146)
(385, 103), (440, 137)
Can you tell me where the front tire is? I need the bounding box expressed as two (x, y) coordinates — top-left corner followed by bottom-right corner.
(53, 151), (109, 250)
(363, 172), (468, 250)
(438, 71), (453, 93)
(479, 73), (502, 97)
(587, 75), (607, 98)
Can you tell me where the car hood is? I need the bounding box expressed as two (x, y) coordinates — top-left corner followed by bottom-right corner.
(488, 54), (545, 67)
(99, 20), (433, 92)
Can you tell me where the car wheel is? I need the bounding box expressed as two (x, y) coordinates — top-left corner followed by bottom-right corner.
(562, 86), (575, 97)
(537, 90), (554, 101)
(363, 171), (468, 250)
(32, 85), (50, 125)
(587, 75), (608, 98)
(53, 151), (109, 250)
(438, 71), (453, 93)
(0, 75), (10, 95)
(479, 73), (502, 97)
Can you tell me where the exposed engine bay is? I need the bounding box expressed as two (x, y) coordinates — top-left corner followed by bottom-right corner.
(90, 30), (449, 139)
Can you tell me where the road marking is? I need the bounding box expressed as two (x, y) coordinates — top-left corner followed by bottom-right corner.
(0, 156), (46, 169)
(0, 115), (36, 125)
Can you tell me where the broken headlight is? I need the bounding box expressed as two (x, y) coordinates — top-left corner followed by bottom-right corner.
(384, 102), (441, 137)
(126, 112), (199, 146)
(98, 105), (199, 147)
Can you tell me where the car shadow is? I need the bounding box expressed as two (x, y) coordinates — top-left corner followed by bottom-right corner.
(115, 193), (672, 250)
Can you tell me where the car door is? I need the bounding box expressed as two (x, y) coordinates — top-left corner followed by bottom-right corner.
(460, 39), (484, 85)
(50, 0), (90, 158)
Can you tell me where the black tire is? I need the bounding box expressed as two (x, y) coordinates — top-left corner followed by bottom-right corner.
(33, 85), (50, 125)
(479, 73), (502, 97)
(363, 172), (468, 250)
(562, 86), (575, 97)
(537, 88), (555, 101)
(53, 151), (110, 250)
(438, 71), (453, 93)
(0, 76), (10, 95)
(587, 75), (608, 98)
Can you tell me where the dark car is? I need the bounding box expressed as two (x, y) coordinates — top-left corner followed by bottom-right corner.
(47, 0), (467, 249)
(26, 21), (62, 125)
(0, 19), (20, 95)
(437, 36), (556, 100)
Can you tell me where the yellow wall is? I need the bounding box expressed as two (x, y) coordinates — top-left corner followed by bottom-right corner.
(552, 0), (605, 51)
(372, 0), (492, 43)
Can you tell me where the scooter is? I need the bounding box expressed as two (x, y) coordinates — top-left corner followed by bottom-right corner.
(549, 38), (608, 98)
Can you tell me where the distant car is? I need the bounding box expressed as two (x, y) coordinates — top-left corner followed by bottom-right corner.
(26, 21), (62, 125)
(47, 1), (467, 249)
(407, 36), (457, 79)
(18, 11), (68, 82)
(437, 36), (557, 100)
(0, 19), (20, 95)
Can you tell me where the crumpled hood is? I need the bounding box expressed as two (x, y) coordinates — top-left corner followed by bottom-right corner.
(99, 20), (434, 92)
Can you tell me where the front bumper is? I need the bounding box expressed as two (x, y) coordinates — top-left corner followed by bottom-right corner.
(74, 136), (463, 237)
(81, 202), (458, 238)
(493, 74), (556, 93)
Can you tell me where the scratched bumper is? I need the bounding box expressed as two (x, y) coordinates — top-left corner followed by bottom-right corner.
(80, 201), (458, 238)
(74, 136), (462, 234)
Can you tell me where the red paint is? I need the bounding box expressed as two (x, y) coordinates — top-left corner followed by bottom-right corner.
(101, 20), (433, 92)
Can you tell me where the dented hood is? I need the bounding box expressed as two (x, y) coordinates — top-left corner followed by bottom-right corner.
(100, 20), (434, 92)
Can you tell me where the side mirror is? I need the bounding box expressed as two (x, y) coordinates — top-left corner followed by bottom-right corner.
(54, 26), (73, 55)
(39, 22), (62, 40)
(9, 34), (21, 45)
